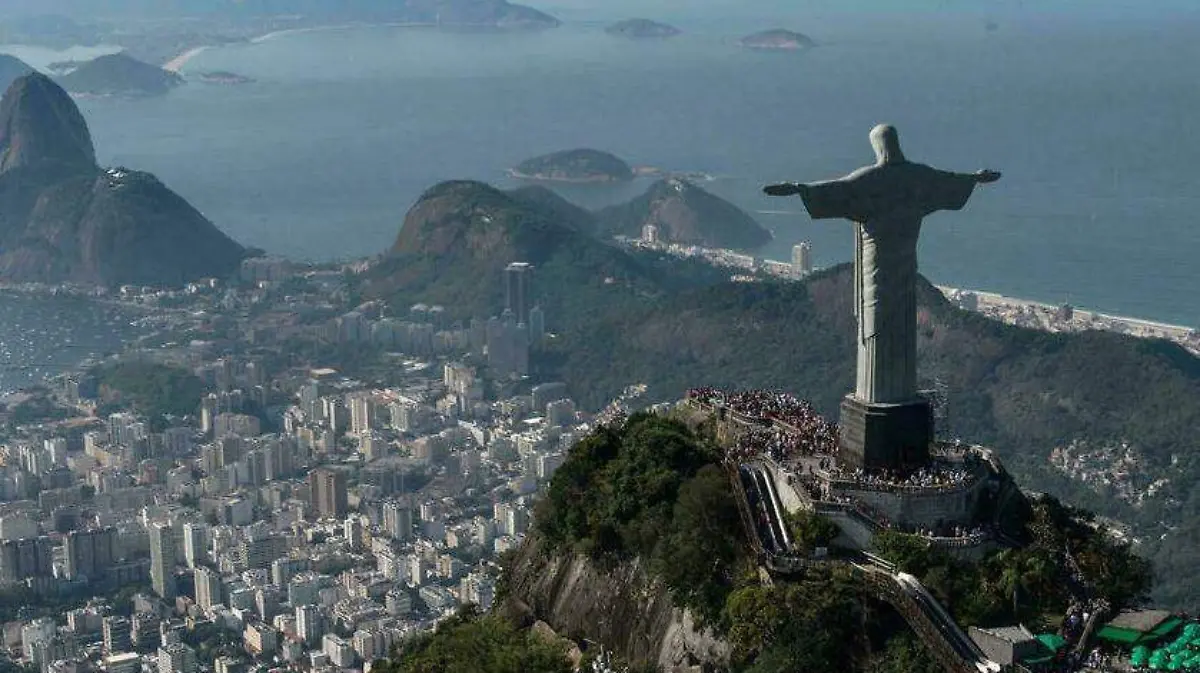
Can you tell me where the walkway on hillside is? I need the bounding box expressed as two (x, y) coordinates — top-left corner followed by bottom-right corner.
(728, 460), (1001, 673)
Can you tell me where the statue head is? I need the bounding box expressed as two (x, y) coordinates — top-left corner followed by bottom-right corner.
(870, 124), (906, 165)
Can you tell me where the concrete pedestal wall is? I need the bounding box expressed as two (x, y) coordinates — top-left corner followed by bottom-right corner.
(821, 510), (876, 550)
(832, 474), (988, 530)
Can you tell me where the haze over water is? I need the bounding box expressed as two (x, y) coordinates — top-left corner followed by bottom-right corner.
(9, 1), (1200, 328)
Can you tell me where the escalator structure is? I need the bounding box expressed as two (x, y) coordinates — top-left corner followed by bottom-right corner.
(727, 461), (1001, 673)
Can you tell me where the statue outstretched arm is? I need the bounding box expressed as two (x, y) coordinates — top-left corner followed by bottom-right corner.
(763, 182), (809, 197)
(973, 169), (1001, 184)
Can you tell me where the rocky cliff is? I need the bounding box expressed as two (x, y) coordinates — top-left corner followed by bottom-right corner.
(503, 535), (729, 672)
(0, 73), (245, 286)
(0, 72), (96, 177)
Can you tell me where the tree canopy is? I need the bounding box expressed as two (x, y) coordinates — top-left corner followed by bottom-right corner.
(534, 412), (745, 623)
(376, 607), (572, 673)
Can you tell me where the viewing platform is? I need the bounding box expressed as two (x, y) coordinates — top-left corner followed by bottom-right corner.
(685, 389), (1013, 557)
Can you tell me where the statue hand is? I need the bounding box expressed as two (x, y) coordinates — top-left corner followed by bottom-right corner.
(764, 182), (804, 197)
(975, 170), (1001, 184)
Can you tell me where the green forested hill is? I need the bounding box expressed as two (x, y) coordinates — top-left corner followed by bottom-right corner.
(536, 265), (1200, 606)
(368, 182), (1200, 607)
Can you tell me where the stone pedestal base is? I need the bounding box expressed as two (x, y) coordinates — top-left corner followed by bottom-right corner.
(838, 395), (932, 471)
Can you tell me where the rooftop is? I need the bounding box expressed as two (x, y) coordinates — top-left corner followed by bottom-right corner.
(1107, 609), (1175, 633)
(978, 625), (1036, 644)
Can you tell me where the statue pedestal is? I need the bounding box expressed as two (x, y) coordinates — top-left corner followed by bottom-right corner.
(838, 395), (932, 471)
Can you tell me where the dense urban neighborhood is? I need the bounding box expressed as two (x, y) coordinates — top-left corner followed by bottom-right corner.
(0, 256), (614, 673)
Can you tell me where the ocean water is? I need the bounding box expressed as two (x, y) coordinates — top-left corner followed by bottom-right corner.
(0, 1), (1196, 382)
(0, 294), (143, 393)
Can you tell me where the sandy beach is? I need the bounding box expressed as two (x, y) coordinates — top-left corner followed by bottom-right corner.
(163, 45), (209, 72)
(251, 21), (433, 44)
(160, 21), (434, 73)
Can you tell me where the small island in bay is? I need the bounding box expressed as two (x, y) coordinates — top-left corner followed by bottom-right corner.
(510, 149), (635, 184)
(56, 52), (183, 97)
(739, 29), (816, 51)
(605, 18), (682, 39)
(196, 71), (255, 85)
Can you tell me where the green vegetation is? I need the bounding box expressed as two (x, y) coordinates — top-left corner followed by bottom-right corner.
(528, 414), (945, 672)
(724, 568), (863, 671)
(5, 393), (74, 427)
(367, 181), (1196, 606)
(374, 607), (572, 673)
(0, 581), (152, 623)
(535, 413), (743, 623)
(91, 360), (206, 419)
(869, 633), (943, 673)
(873, 495), (1153, 628)
(535, 267), (1191, 606)
(365, 180), (728, 328)
(785, 510), (841, 555)
(595, 179), (773, 250)
(183, 620), (241, 661)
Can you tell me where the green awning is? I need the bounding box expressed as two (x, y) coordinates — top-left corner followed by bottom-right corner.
(1037, 634), (1067, 652)
(1096, 626), (1144, 645)
(1095, 617), (1186, 646)
(1149, 617), (1185, 641)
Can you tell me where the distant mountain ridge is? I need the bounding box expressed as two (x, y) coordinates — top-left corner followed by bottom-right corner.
(0, 1), (560, 27)
(0, 73), (245, 286)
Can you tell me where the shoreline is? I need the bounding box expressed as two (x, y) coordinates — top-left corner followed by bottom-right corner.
(506, 168), (631, 185)
(250, 22), (435, 45)
(937, 285), (1196, 334)
(162, 45), (210, 72)
(160, 21), (439, 72)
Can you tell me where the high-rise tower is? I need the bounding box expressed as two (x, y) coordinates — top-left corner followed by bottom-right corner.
(504, 262), (532, 326)
(149, 522), (177, 599)
(308, 467), (347, 520)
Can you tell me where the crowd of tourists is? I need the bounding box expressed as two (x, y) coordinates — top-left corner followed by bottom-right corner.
(688, 387), (839, 458)
(825, 461), (975, 491)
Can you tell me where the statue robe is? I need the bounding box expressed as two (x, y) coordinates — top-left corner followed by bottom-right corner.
(800, 162), (978, 404)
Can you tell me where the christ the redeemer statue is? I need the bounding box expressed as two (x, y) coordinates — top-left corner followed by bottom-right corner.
(765, 124), (999, 469)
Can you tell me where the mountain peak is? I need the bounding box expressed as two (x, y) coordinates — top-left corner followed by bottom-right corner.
(0, 54), (35, 94)
(597, 178), (773, 250)
(0, 72), (244, 287)
(391, 180), (574, 261)
(0, 72), (96, 177)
